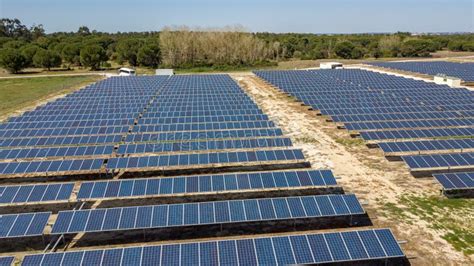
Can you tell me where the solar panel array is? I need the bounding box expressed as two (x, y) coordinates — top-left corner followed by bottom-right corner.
(0, 212), (50, 239)
(369, 61), (474, 82)
(51, 194), (364, 235)
(22, 228), (404, 266)
(77, 170), (337, 200)
(433, 172), (474, 190)
(0, 183), (73, 204)
(255, 68), (474, 193)
(0, 74), (405, 265)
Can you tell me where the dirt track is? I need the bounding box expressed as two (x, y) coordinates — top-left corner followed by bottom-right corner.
(231, 72), (473, 265)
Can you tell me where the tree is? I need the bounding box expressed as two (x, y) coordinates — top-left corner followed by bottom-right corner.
(20, 44), (40, 67)
(33, 49), (62, 70)
(401, 39), (434, 57)
(61, 43), (81, 68)
(378, 35), (401, 57)
(137, 43), (161, 67)
(30, 24), (45, 40)
(77, 26), (91, 36)
(116, 39), (141, 66)
(334, 41), (355, 59)
(80, 45), (107, 70)
(0, 18), (31, 39)
(0, 48), (28, 73)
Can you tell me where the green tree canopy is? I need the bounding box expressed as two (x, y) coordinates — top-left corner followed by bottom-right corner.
(137, 42), (161, 68)
(80, 44), (107, 70)
(33, 48), (62, 70)
(334, 41), (355, 59)
(116, 39), (142, 66)
(0, 48), (28, 73)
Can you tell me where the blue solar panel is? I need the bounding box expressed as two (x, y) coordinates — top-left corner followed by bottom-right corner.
(22, 228), (405, 265)
(77, 170), (337, 200)
(379, 139), (474, 154)
(0, 183), (73, 204)
(106, 149), (305, 170)
(402, 152), (474, 170)
(0, 256), (14, 266)
(0, 212), (50, 238)
(51, 194), (364, 235)
(369, 61), (474, 82)
(433, 172), (474, 190)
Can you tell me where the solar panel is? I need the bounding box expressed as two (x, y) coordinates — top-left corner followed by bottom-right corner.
(402, 152), (474, 170)
(369, 61), (474, 82)
(379, 139), (474, 154)
(0, 257), (13, 266)
(0, 183), (74, 204)
(106, 149), (305, 170)
(77, 170), (337, 200)
(0, 212), (50, 238)
(0, 158), (104, 175)
(51, 194), (364, 235)
(433, 172), (474, 190)
(23, 228), (405, 265)
(117, 138), (292, 154)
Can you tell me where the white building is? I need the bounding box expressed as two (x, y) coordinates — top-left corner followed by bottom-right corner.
(320, 62), (344, 69)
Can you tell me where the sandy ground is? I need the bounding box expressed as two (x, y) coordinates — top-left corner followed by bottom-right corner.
(231, 72), (473, 265)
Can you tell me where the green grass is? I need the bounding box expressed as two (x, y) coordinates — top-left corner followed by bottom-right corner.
(335, 137), (366, 147)
(0, 75), (102, 117)
(381, 195), (473, 256)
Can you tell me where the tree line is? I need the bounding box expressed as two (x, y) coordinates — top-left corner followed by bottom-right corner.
(0, 18), (473, 74)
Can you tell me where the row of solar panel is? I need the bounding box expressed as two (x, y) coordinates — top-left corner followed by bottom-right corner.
(360, 127), (474, 141)
(117, 138), (292, 154)
(22, 229), (405, 265)
(0, 134), (122, 148)
(331, 111), (471, 123)
(316, 100), (472, 110)
(0, 158), (103, 175)
(20, 107), (143, 117)
(0, 170), (336, 205)
(0, 212), (50, 238)
(141, 109), (263, 118)
(0, 149), (304, 175)
(51, 194), (364, 234)
(125, 128), (283, 143)
(77, 170), (337, 200)
(345, 118), (474, 131)
(433, 172), (474, 190)
(321, 104), (474, 116)
(0, 257), (13, 266)
(379, 139), (474, 154)
(369, 61), (474, 82)
(106, 149), (305, 169)
(137, 114), (269, 125)
(145, 105), (262, 113)
(0, 145), (114, 160)
(0, 119), (134, 130)
(132, 121), (274, 133)
(0, 126), (129, 139)
(0, 183), (73, 204)
(9, 113), (138, 123)
(402, 152), (474, 170)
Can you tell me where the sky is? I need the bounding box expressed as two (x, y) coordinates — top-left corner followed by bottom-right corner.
(1, 0), (473, 33)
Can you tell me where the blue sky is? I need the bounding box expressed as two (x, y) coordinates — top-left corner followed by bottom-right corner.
(1, 0), (473, 33)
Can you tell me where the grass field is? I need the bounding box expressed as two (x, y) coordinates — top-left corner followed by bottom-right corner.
(0, 75), (103, 118)
(379, 194), (474, 256)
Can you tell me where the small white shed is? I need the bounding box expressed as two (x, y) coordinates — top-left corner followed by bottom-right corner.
(155, 69), (174, 76)
(320, 62), (344, 69)
(434, 74), (461, 87)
